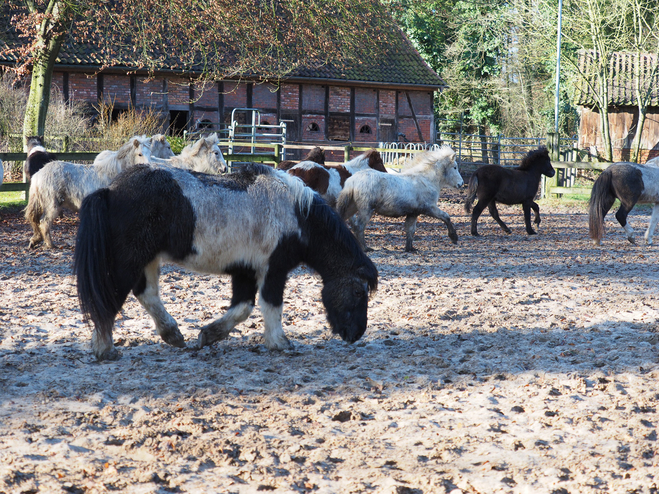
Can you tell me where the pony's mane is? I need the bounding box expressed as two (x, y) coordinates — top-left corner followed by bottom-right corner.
(235, 163), (315, 216)
(518, 147), (549, 170)
(402, 146), (456, 174)
(94, 135), (149, 174)
(306, 195), (378, 292)
(180, 133), (220, 159)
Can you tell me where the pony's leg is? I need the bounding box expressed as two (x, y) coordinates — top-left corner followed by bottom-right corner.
(404, 214), (419, 252)
(352, 210), (374, 251)
(426, 206), (458, 244)
(259, 266), (293, 350)
(644, 204), (659, 245)
(134, 259), (186, 348)
(487, 202), (511, 234)
(615, 203), (636, 244)
(470, 199), (490, 236)
(530, 201), (541, 225)
(522, 201), (536, 235)
(197, 270), (257, 349)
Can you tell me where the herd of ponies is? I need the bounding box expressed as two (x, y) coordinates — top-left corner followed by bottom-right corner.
(4, 134), (659, 360)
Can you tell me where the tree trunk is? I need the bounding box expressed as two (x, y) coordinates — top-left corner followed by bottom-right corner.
(22, 0), (70, 149)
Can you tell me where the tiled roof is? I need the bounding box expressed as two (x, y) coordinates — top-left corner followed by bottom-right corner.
(0, 6), (444, 89)
(575, 50), (659, 107)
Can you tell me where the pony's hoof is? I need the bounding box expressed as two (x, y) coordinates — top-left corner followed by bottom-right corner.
(405, 246), (418, 253)
(527, 231), (537, 236)
(161, 330), (186, 348)
(449, 235), (458, 244)
(96, 347), (121, 361)
(627, 237), (636, 245)
(470, 231), (480, 237)
(503, 228), (512, 234)
(197, 325), (231, 349)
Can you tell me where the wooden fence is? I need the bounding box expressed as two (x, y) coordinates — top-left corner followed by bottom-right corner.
(0, 137), (610, 201)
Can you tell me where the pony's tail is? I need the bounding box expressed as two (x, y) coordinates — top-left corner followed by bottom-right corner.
(336, 187), (359, 221)
(464, 175), (479, 214)
(24, 180), (44, 231)
(74, 189), (121, 338)
(588, 169), (614, 244)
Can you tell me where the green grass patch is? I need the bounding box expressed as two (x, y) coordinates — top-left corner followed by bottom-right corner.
(0, 191), (27, 209)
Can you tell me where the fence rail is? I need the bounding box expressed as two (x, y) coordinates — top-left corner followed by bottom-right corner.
(0, 134), (616, 201)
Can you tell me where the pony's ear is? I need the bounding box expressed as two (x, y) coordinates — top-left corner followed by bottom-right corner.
(133, 138), (141, 148)
(190, 138), (205, 155)
(208, 133), (219, 144)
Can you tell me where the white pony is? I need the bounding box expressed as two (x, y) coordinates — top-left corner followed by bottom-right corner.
(336, 146), (464, 252)
(25, 136), (152, 249)
(151, 133), (227, 174)
(645, 156), (659, 167)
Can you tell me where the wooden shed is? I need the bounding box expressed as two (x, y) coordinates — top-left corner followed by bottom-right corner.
(575, 51), (659, 162)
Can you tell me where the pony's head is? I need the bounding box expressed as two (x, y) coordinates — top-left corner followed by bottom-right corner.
(26, 136), (45, 154)
(322, 264), (378, 344)
(117, 136), (152, 168)
(520, 147), (555, 177)
(304, 146), (325, 165)
(149, 134), (175, 159)
(181, 133), (227, 174)
(406, 146), (463, 189)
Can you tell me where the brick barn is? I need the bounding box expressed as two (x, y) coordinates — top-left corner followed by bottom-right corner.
(1, 12), (444, 158)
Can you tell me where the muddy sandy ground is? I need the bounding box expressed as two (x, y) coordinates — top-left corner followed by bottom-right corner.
(1, 196), (658, 494)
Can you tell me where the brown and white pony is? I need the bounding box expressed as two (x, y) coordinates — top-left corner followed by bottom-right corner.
(287, 149), (386, 207)
(277, 146), (326, 171)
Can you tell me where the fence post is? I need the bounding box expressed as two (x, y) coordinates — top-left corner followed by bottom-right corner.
(545, 133), (560, 198)
(344, 144), (352, 163)
(274, 144), (281, 166)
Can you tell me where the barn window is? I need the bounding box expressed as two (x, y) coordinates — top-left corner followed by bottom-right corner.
(359, 125), (372, 134)
(306, 122), (320, 132)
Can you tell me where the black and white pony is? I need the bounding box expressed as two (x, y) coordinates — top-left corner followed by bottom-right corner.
(25, 136), (153, 249)
(589, 162), (659, 245)
(336, 146), (463, 252)
(74, 163), (379, 361)
(24, 136), (57, 180)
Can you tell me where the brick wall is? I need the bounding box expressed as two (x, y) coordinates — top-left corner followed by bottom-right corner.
(52, 72), (64, 95)
(194, 110), (221, 124)
(194, 81), (218, 108)
(253, 83), (278, 109)
(280, 84), (299, 111)
(302, 114), (326, 140)
(398, 118), (433, 142)
(379, 90), (395, 117)
(69, 73), (97, 103)
(302, 85), (325, 112)
(136, 77), (164, 107)
(355, 88), (377, 114)
(329, 86), (350, 112)
(167, 77), (190, 106)
(223, 82), (248, 108)
(355, 116), (377, 142)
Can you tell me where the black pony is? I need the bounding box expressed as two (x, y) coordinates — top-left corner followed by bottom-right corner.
(74, 163), (378, 361)
(464, 147), (555, 236)
(24, 136), (57, 179)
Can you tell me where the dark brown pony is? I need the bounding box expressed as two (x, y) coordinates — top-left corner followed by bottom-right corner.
(278, 147), (325, 171)
(464, 147), (555, 236)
